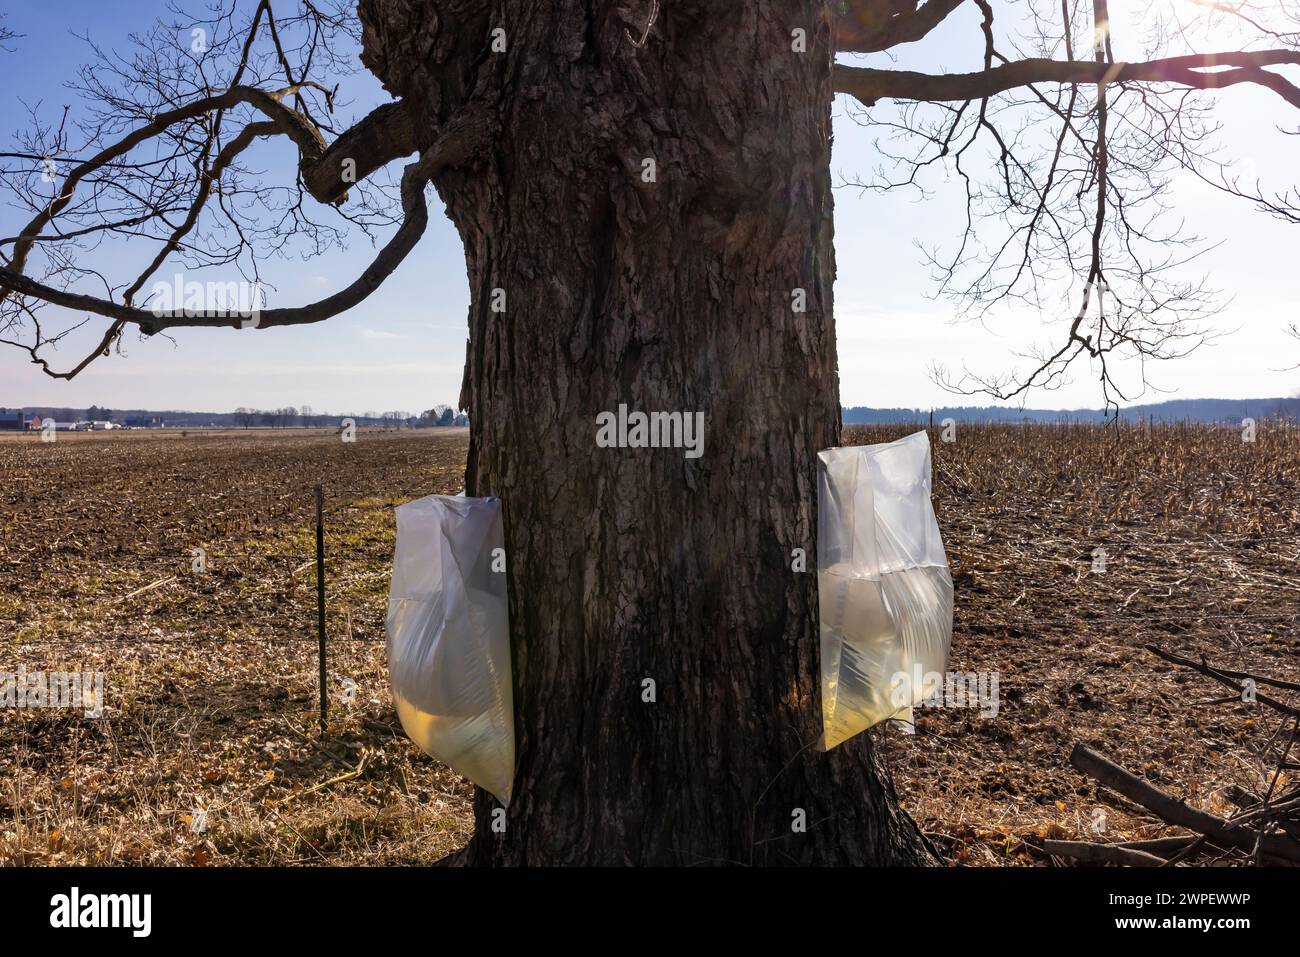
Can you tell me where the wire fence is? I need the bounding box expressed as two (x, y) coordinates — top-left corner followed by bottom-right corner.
(2, 481), (427, 651)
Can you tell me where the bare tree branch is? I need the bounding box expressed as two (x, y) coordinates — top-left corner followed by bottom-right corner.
(0, 108), (490, 345)
(834, 50), (1300, 108)
(0, 0), (436, 379)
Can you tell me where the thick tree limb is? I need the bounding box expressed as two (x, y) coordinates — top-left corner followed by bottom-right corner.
(833, 50), (1300, 108)
(834, 0), (968, 54)
(301, 99), (423, 205)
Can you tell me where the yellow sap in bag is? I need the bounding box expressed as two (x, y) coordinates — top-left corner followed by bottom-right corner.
(817, 433), (953, 749)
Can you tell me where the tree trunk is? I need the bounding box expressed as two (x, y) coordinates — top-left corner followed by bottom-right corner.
(361, 0), (938, 866)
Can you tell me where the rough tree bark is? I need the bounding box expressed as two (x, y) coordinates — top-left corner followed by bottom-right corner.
(361, 0), (937, 865)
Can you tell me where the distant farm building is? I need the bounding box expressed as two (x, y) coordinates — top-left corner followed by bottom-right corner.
(32, 419), (101, 432)
(0, 409), (24, 431)
(27, 417), (76, 431)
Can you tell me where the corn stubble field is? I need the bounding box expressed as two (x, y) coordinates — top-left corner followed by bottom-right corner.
(1, 423), (1297, 865)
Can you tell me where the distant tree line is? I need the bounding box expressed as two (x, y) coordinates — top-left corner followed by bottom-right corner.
(843, 397), (1300, 426)
(232, 406), (308, 428)
(225, 405), (468, 428)
(416, 405), (468, 427)
(20, 405), (470, 429)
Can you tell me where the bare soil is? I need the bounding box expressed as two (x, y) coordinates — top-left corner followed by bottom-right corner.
(1, 423), (1296, 864)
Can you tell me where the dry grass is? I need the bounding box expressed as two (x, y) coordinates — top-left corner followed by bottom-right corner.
(1, 422), (1297, 865)
(1, 428), (474, 865)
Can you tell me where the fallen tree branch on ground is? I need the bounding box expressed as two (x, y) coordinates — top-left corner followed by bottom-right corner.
(1070, 743), (1300, 864)
(1040, 839), (1166, 866)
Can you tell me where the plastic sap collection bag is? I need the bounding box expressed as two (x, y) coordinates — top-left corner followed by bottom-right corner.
(817, 431), (953, 749)
(386, 495), (515, 804)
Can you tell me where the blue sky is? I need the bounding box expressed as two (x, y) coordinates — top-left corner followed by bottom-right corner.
(1, 0), (1297, 414)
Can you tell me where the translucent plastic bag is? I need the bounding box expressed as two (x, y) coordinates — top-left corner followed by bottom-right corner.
(817, 431), (953, 749)
(386, 494), (515, 804)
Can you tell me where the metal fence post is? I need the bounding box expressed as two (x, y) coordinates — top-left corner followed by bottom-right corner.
(315, 484), (327, 737)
